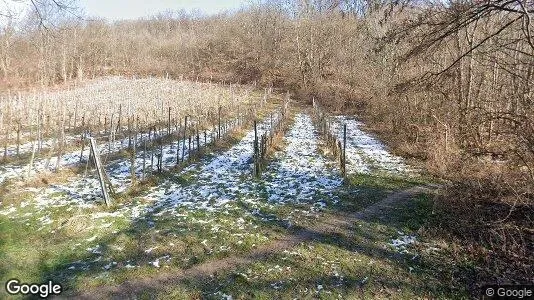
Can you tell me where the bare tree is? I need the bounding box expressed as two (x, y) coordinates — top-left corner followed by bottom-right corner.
(1, 0), (79, 28)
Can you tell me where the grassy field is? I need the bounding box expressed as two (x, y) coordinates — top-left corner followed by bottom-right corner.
(0, 80), (474, 299)
(1, 171), (469, 299)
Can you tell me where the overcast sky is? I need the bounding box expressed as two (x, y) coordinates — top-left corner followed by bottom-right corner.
(77, 0), (248, 20)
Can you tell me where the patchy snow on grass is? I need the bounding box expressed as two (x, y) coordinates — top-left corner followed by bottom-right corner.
(34, 177), (104, 209)
(0, 127), (168, 185)
(0, 114), (274, 234)
(0, 74), (255, 184)
(262, 113), (342, 204)
(212, 292), (234, 300)
(104, 122), (217, 192)
(0, 176), (152, 229)
(144, 114), (280, 211)
(329, 116), (412, 175)
(389, 234), (417, 254)
(0, 121), (226, 221)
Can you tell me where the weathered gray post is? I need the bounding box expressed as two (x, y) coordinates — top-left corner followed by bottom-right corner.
(78, 116), (85, 161)
(37, 109), (42, 153)
(143, 138), (147, 180)
(196, 127), (200, 156)
(343, 124), (347, 178)
(253, 121), (259, 178)
(26, 142), (36, 181)
(218, 106), (221, 139)
(16, 121), (20, 157)
(128, 115), (132, 149)
(182, 116), (188, 162)
(167, 107), (171, 136)
(176, 118), (181, 164)
(150, 129), (154, 171)
(89, 137), (112, 206)
(130, 117), (137, 185)
(191, 135), (195, 161)
(158, 130), (163, 172)
(116, 104), (122, 135)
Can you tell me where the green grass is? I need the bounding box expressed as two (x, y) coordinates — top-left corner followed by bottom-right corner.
(0, 172), (472, 299)
(347, 172), (433, 191)
(138, 191), (469, 299)
(0, 109), (471, 299)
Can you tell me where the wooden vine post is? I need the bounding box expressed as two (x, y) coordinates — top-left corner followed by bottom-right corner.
(0, 110), (3, 160)
(89, 137), (112, 207)
(314, 100), (349, 177)
(176, 118), (181, 164)
(218, 106), (222, 139)
(36, 108), (42, 154)
(117, 104), (122, 135)
(26, 140), (36, 181)
(252, 102), (288, 179)
(253, 120), (260, 178)
(167, 107), (171, 136)
(196, 126), (200, 157)
(343, 124), (347, 178)
(3, 99), (9, 160)
(158, 127), (164, 171)
(130, 116), (137, 185)
(182, 116), (188, 162)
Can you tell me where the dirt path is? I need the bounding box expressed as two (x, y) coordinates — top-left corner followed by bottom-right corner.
(72, 185), (438, 299)
(352, 185), (440, 221)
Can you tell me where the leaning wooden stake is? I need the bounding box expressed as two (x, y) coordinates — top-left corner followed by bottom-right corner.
(89, 137), (112, 207)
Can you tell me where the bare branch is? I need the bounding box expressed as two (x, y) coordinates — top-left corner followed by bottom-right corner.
(431, 14), (523, 77)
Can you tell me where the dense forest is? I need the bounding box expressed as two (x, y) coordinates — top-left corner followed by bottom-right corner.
(1, 0), (533, 287)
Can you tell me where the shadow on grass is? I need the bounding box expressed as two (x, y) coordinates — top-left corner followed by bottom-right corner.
(0, 219), (8, 286)
(24, 173), (469, 298)
(335, 172), (433, 214)
(1, 137), (468, 299)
